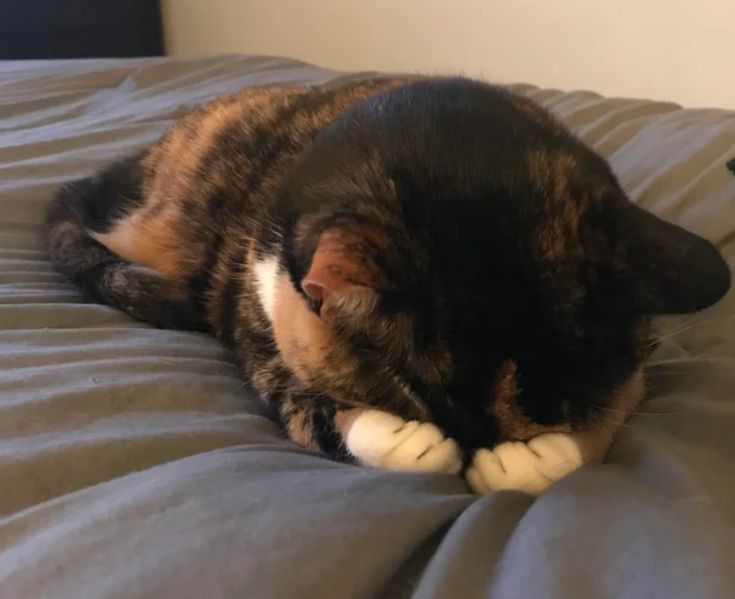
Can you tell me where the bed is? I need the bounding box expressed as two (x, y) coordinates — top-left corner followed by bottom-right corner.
(1, 54), (734, 598)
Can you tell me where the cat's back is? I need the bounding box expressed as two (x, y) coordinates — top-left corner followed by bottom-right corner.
(143, 84), (303, 194)
(141, 78), (410, 212)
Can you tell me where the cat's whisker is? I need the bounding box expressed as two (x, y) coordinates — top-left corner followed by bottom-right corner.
(596, 405), (712, 417)
(594, 405), (631, 415)
(649, 345), (732, 363)
(588, 413), (638, 430)
(648, 355), (734, 366)
(646, 312), (735, 348)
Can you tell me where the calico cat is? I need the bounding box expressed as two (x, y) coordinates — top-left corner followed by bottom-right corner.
(44, 77), (730, 494)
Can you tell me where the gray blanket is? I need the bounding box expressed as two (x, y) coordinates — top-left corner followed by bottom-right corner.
(0, 55), (733, 599)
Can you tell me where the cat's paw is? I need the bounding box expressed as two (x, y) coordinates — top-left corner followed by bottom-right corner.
(465, 433), (583, 495)
(345, 409), (462, 475)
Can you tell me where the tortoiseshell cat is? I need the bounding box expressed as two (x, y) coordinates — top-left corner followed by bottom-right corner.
(45, 77), (730, 494)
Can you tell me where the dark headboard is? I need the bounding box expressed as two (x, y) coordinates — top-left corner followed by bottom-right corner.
(0, 0), (164, 59)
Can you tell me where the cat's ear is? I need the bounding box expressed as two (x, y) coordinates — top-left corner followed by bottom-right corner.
(301, 228), (379, 317)
(612, 201), (730, 314)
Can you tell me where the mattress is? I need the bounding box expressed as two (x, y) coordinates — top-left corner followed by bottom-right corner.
(0, 55), (734, 598)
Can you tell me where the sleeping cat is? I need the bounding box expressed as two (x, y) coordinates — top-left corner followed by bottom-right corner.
(44, 77), (731, 494)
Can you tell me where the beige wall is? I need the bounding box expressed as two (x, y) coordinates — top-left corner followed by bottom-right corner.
(162, 0), (735, 109)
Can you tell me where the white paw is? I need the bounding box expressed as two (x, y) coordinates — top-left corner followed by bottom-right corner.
(345, 410), (462, 475)
(466, 433), (583, 495)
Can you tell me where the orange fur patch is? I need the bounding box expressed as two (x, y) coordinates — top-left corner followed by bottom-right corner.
(142, 87), (303, 216)
(100, 87), (308, 281)
(93, 211), (188, 278)
(491, 360), (572, 441)
(271, 273), (333, 386)
(286, 409), (316, 448)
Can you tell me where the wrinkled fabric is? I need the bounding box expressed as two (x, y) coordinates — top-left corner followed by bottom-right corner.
(0, 55), (733, 598)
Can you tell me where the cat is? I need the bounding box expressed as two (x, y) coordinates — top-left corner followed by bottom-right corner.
(44, 76), (731, 494)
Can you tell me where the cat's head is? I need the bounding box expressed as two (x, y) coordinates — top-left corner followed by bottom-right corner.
(261, 78), (730, 449)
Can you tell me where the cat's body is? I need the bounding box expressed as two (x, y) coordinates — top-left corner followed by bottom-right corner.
(45, 77), (730, 494)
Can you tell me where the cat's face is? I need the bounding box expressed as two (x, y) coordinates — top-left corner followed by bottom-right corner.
(265, 78), (730, 450)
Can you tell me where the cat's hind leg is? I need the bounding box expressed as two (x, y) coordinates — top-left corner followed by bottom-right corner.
(44, 163), (206, 331)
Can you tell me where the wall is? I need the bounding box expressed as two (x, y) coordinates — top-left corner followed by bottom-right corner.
(161, 0), (734, 109)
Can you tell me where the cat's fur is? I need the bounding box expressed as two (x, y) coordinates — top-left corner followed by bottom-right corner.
(44, 77), (730, 493)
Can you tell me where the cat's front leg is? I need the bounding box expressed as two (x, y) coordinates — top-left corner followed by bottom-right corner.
(465, 433), (584, 495)
(278, 392), (462, 475)
(466, 368), (644, 495)
(252, 354), (460, 475)
(338, 408), (463, 474)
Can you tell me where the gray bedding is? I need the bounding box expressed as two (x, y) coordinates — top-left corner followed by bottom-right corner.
(0, 55), (733, 599)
